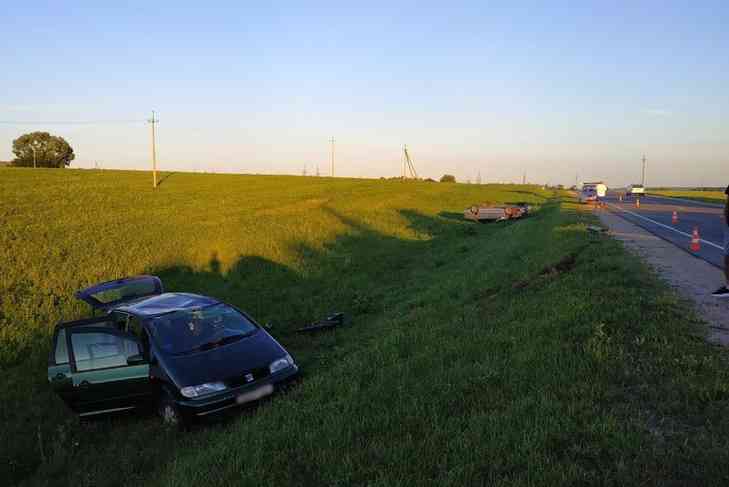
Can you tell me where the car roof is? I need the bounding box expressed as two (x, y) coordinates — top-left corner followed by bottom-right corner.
(114, 292), (221, 317)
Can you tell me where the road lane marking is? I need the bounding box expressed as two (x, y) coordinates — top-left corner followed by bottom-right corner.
(604, 202), (724, 251)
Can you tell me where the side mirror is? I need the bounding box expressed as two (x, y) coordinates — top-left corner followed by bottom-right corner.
(127, 354), (146, 366)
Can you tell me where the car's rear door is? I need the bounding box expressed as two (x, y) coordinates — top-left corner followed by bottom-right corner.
(65, 327), (153, 416)
(48, 317), (116, 411)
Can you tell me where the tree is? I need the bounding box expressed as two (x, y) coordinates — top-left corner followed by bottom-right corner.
(11, 132), (75, 168)
(440, 174), (456, 183)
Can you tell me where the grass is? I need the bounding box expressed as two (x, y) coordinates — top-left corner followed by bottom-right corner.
(3, 167), (729, 485)
(649, 189), (726, 204)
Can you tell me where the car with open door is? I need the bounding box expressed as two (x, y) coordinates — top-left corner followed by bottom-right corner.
(48, 276), (299, 425)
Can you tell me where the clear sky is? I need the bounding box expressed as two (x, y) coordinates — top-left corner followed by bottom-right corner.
(1, 1), (727, 186)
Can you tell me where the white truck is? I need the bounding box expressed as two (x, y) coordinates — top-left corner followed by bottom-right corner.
(626, 184), (645, 196)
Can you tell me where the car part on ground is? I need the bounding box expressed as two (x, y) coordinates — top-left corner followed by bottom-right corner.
(296, 312), (345, 333)
(587, 225), (608, 233)
(463, 204), (530, 222)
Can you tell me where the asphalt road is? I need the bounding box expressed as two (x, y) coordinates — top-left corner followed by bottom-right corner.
(601, 193), (727, 269)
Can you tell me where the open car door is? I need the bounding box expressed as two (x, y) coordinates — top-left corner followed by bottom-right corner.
(75, 275), (163, 312)
(49, 319), (153, 416)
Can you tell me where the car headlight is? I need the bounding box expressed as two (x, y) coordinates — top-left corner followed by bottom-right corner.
(180, 382), (227, 398)
(269, 354), (295, 374)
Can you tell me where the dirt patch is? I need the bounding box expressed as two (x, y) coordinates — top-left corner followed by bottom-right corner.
(539, 252), (578, 276)
(513, 247), (586, 289)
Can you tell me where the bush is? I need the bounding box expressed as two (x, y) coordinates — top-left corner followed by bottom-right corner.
(440, 174), (456, 183)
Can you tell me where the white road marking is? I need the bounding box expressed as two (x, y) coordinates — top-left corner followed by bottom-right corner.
(604, 202), (724, 251)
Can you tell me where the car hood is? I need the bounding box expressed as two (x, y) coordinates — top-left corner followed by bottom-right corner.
(162, 329), (286, 388)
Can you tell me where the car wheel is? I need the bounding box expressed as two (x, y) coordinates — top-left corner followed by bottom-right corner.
(157, 388), (185, 428)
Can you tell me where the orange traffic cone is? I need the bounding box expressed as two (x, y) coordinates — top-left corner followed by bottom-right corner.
(636, 198), (640, 208)
(672, 211), (678, 225)
(619, 194), (623, 202)
(690, 227), (701, 252)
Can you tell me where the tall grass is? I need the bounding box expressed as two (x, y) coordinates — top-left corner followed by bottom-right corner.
(3, 168), (729, 486)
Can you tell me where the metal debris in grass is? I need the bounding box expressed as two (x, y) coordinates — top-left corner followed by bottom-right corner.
(587, 225), (608, 234)
(296, 312), (345, 333)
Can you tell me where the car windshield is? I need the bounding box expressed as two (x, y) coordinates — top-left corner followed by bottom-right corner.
(147, 303), (257, 355)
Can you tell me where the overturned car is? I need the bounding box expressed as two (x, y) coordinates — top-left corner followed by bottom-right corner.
(464, 203), (530, 222)
(48, 275), (298, 425)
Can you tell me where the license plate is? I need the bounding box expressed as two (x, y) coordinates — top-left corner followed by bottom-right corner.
(235, 384), (274, 405)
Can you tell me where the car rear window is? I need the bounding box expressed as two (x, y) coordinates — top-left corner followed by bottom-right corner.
(91, 280), (159, 304)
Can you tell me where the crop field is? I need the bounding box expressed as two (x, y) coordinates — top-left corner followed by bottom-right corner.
(649, 189), (725, 204)
(3, 168), (729, 486)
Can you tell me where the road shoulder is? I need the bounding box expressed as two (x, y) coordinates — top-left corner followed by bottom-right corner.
(598, 208), (729, 345)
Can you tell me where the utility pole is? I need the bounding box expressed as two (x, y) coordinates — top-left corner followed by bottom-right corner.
(330, 137), (335, 177)
(402, 145), (418, 179)
(476, 170), (482, 185)
(316, 164), (320, 177)
(148, 111), (158, 188)
(641, 155), (647, 187)
(522, 171), (526, 185)
(402, 146), (406, 178)
(31, 145), (37, 168)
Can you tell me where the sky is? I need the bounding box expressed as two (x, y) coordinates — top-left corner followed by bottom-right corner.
(1, 1), (727, 186)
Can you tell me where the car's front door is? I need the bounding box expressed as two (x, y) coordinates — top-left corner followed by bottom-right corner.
(66, 327), (152, 416)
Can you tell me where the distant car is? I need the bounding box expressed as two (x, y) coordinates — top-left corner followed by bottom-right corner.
(626, 184), (645, 196)
(48, 276), (298, 425)
(579, 187), (598, 203)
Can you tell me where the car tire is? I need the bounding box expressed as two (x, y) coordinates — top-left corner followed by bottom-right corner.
(157, 388), (186, 429)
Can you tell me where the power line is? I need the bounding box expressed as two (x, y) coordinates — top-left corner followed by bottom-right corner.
(0, 120), (145, 125)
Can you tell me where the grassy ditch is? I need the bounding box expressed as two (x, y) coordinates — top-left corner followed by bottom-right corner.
(3, 169), (729, 485)
(649, 190), (725, 205)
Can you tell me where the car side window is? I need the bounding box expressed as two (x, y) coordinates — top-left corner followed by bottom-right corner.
(127, 316), (144, 338)
(127, 317), (151, 358)
(109, 311), (130, 332)
(70, 331), (141, 372)
(55, 329), (69, 365)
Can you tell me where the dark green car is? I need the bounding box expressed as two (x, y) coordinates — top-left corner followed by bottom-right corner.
(48, 276), (299, 424)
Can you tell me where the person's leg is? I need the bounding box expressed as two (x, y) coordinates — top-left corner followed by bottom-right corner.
(712, 233), (729, 296)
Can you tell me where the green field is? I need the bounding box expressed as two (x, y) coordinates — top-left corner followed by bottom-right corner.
(3, 168), (729, 486)
(650, 189), (726, 204)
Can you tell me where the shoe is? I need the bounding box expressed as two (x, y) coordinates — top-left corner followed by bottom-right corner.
(711, 286), (729, 298)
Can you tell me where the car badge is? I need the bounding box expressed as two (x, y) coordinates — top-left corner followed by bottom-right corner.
(244, 373), (254, 383)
